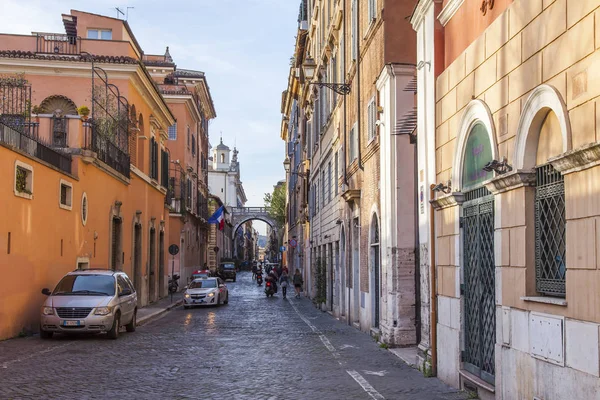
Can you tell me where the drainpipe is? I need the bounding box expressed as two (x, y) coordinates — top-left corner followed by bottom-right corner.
(343, 0), (348, 186)
(429, 185), (437, 376)
(356, 0), (364, 171)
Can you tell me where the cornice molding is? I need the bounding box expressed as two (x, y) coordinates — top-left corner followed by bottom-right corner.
(430, 192), (464, 210)
(483, 170), (535, 195)
(438, 0), (464, 26)
(341, 189), (361, 204)
(411, 0), (434, 29)
(549, 142), (600, 175)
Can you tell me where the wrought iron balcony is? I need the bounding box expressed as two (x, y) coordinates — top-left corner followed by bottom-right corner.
(36, 34), (81, 56)
(0, 82), (72, 173)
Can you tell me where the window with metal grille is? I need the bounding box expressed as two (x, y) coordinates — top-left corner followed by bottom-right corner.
(187, 126), (190, 148)
(52, 116), (68, 147)
(60, 182), (72, 208)
(192, 135), (196, 157)
(168, 123), (177, 140)
(535, 164), (566, 297)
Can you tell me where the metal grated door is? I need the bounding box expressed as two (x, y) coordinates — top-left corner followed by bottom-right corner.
(463, 188), (495, 385)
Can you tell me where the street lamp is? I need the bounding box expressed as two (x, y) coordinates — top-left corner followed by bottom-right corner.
(283, 157), (308, 178)
(302, 56), (351, 96)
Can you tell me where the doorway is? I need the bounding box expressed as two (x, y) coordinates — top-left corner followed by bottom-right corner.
(340, 228), (346, 318)
(352, 217), (360, 325)
(159, 230), (165, 298)
(111, 217), (122, 271)
(462, 187), (495, 385)
(370, 216), (381, 328)
(149, 227), (156, 303)
(133, 223), (142, 296)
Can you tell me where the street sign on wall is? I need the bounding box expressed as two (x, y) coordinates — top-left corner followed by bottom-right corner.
(168, 244), (179, 256)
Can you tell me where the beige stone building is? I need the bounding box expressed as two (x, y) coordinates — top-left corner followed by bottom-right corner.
(282, 0), (419, 344)
(413, 0), (600, 398)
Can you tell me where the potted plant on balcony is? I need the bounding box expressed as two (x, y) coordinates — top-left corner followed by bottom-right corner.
(77, 105), (90, 120)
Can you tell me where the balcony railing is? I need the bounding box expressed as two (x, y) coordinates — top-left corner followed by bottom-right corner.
(36, 34), (81, 56)
(0, 121), (72, 174)
(84, 120), (130, 177)
(0, 82), (71, 174)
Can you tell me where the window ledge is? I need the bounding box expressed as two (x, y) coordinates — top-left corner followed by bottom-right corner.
(59, 203), (72, 211)
(521, 296), (567, 306)
(459, 369), (495, 393)
(14, 191), (33, 200)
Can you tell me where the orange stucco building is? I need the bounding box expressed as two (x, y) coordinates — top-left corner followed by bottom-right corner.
(0, 10), (217, 340)
(143, 50), (217, 285)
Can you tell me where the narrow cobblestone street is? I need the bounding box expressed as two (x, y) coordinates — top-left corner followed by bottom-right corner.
(0, 273), (467, 400)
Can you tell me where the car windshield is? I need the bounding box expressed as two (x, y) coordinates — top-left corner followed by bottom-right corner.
(222, 264), (235, 269)
(53, 275), (115, 296)
(189, 279), (217, 289)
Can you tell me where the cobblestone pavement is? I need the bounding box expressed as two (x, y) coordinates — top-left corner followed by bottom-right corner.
(0, 272), (469, 400)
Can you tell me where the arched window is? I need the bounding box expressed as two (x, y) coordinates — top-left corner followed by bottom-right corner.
(461, 123), (493, 190)
(515, 85), (571, 297)
(220, 153), (225, 163)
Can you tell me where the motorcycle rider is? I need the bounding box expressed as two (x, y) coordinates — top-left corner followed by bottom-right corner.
(267, 268), (278, 293)
(256, 265), (263, 285)
(279, 270), (289, 299)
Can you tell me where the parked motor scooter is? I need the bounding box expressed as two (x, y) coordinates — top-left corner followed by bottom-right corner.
(168, 274), (180, 293)
(264, 280), (275, 297)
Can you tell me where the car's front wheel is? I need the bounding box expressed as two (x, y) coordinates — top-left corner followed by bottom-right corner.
(107, 312), (120, 340)
(125, 309), (136, 333)
(40, 327), (53, 339)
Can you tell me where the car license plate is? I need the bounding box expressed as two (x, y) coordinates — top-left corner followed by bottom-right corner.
(193, 299), (203, 304)
(62, 320), (83, 327)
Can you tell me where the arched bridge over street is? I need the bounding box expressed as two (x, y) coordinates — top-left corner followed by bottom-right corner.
(230, 207), (277, 239)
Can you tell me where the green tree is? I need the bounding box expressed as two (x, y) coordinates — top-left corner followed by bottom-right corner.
(264, 182), (286, 228)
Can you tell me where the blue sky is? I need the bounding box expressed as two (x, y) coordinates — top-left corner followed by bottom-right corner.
(1, 0), (297, 234)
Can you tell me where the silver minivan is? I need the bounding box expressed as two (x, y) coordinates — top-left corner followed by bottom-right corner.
(40, 269), (137, 339)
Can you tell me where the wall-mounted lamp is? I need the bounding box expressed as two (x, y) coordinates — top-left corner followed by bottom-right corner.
(417, 60), (431, 71)
(303, 56), (351, 95)
(431, 181), (452, 194)
(483, 157), (513, 175)
(283, 157), (308, 177)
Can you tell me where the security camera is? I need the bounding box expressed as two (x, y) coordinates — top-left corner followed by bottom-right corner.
(375, 120), (383, 127)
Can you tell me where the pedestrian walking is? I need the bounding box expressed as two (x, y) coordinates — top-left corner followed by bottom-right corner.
(293, 269), (303, 299)
(279, 270), (289, 299)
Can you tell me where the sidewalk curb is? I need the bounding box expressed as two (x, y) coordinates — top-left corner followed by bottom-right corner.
(137, 300), (182, 327)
